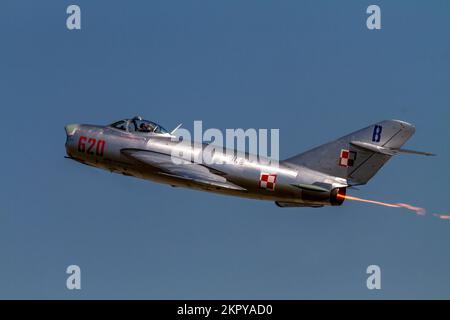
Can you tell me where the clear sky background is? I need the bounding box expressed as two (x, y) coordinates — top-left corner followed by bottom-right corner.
(0, 0), (449, 299)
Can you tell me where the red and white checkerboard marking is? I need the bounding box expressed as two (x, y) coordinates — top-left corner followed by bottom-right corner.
(339, 149), (357, 167)
(259, 173), (277, 191)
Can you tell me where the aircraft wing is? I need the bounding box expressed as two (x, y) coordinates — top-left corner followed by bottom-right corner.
(121, 149), (247, 191)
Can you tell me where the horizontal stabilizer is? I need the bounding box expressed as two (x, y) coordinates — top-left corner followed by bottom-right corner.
(284, 120), (423, 185)
(350, 141), (435, 156)
(391, 148), (435, 156)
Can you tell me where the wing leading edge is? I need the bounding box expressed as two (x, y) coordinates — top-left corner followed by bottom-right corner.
(121, 149), (247, 191)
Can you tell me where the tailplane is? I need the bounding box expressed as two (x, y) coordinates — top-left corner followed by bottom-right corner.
(284, 120), (433, 185)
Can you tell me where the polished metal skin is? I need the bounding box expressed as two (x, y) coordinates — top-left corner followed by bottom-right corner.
(65, 117), (432, 208)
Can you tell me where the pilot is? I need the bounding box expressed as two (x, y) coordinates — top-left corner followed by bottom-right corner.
(139, 123), (150, 132)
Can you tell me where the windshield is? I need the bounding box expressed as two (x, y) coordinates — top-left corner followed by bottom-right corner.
(110, 120), (127, 131)
(109, 117), (168, 134)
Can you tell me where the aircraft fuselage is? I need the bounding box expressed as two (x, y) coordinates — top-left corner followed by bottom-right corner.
(65, 124), (347, 207)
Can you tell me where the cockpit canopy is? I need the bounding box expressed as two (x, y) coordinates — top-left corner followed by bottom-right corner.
(109, 116), (169, 134)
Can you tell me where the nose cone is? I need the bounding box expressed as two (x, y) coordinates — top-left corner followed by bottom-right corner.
(65, 124), (78, 136)
(65, 124), (79, 157)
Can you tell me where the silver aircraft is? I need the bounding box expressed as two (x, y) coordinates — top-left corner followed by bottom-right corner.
(64, 117), (433, 208)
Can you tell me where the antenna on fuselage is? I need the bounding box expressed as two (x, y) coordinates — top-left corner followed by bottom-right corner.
(170, 123), (182, 135)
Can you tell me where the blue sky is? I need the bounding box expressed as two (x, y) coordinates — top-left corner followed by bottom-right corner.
(0, 0), (449, 299)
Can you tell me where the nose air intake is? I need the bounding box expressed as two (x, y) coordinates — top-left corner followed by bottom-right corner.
(65, 124), (78, 136)
(64, 124), (79, 158)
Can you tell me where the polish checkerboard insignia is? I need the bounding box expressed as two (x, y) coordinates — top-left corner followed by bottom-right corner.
(259, 173), (277, 191)
(339, 149), (357, 167)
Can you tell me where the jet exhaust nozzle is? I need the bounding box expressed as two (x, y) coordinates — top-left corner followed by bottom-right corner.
(330, 187), (346, 206)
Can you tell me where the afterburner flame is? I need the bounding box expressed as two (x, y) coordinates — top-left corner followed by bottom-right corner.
(337, 194), (426, 216)
(433, 214), (450, 220)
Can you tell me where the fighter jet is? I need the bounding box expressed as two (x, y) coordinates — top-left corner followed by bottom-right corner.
(64, 117), (433, 207)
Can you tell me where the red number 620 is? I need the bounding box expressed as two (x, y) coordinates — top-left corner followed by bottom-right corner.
(78, 136), (105, 156)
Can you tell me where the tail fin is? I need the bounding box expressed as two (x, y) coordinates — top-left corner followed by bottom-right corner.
(284, 120), (427, 185)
